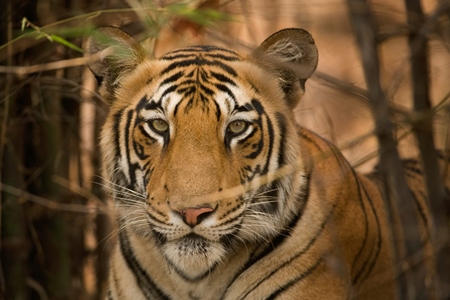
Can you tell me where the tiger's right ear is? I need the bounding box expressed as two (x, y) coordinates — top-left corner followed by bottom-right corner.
(252, 28), (318, 108)
(84, 27), (146, 100)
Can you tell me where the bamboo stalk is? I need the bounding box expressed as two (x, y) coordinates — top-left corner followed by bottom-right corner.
(0, 0), (27, 298)
(347, 0), (427, 298)
(404, 0), (450, 297)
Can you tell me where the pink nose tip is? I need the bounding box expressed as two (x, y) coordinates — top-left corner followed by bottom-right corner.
(178, 207), (214, 227)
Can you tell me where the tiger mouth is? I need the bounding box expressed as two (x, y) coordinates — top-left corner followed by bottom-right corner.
(177, 233), (210, 255)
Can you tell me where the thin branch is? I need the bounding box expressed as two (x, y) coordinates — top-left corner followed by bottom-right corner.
(0, 182), (110, 214)
(52, 175), (106, 209)
(0, 56), (87, 77)
(0, 0), (13, 292)
(313, 71), (411, 116)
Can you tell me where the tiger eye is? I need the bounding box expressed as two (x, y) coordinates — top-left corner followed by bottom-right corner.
(228, 120), (247, 135)
(151, 119), (169, 133)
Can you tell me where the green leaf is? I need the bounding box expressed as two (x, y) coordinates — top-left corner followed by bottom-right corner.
(21, 17), (27, 31)
(167, 3), (234, 27)
(50, 35), (83, 53)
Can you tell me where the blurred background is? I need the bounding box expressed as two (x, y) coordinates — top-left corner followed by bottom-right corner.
(1, 0), (449, 299)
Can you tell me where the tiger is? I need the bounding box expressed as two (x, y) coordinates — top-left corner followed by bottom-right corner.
(84, 27), (449, 299)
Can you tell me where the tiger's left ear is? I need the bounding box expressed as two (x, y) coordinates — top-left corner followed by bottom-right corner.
(84, 27), (146, 102)
(252, 28), (318, 108)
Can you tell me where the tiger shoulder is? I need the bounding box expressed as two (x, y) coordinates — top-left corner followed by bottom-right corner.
(84, 26), (449, 299)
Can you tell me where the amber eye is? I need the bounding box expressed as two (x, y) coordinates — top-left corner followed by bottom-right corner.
(150, 119), (169, 133)
(227, 120), (248, 135)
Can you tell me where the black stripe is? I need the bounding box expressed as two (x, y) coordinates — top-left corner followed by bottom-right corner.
(161, 53), (196, 61)
(206, 53), (240, 61)
(275, 113), (288, 166)
(225, 173), (311, 295)
(173, 100), (181, 116)
(161, 48), (198, 58)
(351, 170), (381, 285)
(162, 45), (238, 56)
(161, 59), (237, 77)
(124, 110), (135, 185)
(252, 181), (280, 215)
(323, 144), (383, 285)
(411, 186), (429, 232)
(265, 258), (323, 299)
(297, 129), (323, 153)
(356, 181), (382, 283)
(163, 47), (198, 54)
(113, 109), (126, 159)
(160, 59), (200, 75)
(350, 171), (370, 284)
(252, 99), (275, 175)
(147, 207), (169, 223)
(243, 131), (263, 159)
(235, 192), (332, 300)
(164, 46), (238, 57)
(150, 226), (167, 246)
(235, 103), (254, 112)
(136, 96), (150, 112)
(214, 83), (236, 101)
(137, 125), (157, 142)
(133, 140), (149, 160)
(119, 229), (169, 299)
(160, 83), (178, 101)
(402, 159), (423, 175)
(400, 162), (430, 229)
(199, 83), (215, 96)
(201, 45), (238, 53)
(164, 51), (238, 63)
(199, 93), (211, 108)
(213, 100), (221, 121)
(211, 71), (237, 86)
(145, 99), (163, 111)
(177, 85), (196, 98)
(242, 165), (262, 182)
(111, 171), (128, 192)
(241, 100), (266, 160)
(159, 71), (184, 87)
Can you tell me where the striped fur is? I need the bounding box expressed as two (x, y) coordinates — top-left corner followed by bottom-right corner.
(85, 27), (447, 299)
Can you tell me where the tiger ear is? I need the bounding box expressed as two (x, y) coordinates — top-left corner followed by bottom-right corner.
(84, 27), (146, 101)
(253, 28), (318, 108)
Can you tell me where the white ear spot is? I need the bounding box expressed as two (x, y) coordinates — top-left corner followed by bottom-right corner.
(266, 39), (304, 63)
(99, 47), (114, 63)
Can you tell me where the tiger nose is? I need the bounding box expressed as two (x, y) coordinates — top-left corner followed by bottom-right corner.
(175, 207), (215, 227)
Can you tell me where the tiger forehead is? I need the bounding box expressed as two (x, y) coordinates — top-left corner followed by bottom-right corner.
(159, 46), (242, 79)
(161, 45), (242, 62)
(140, 46), (257, 115)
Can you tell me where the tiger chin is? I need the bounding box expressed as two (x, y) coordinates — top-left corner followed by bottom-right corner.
(85, 27), (446, 299)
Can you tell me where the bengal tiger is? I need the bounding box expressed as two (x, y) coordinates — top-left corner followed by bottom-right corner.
(84, 27), (448, 299)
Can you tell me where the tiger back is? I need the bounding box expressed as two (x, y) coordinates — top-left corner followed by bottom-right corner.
(84, 27), (448, 299)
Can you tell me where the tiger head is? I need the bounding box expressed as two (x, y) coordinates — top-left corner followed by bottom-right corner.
(85, 27), (318, 280)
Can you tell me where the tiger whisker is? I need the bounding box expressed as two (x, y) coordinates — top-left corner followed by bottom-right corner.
(95, 176), (147, 199)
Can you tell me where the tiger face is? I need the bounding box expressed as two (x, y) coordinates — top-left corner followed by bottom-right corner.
(132, 52), (297, 279)
(87, 28), (317, 282)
